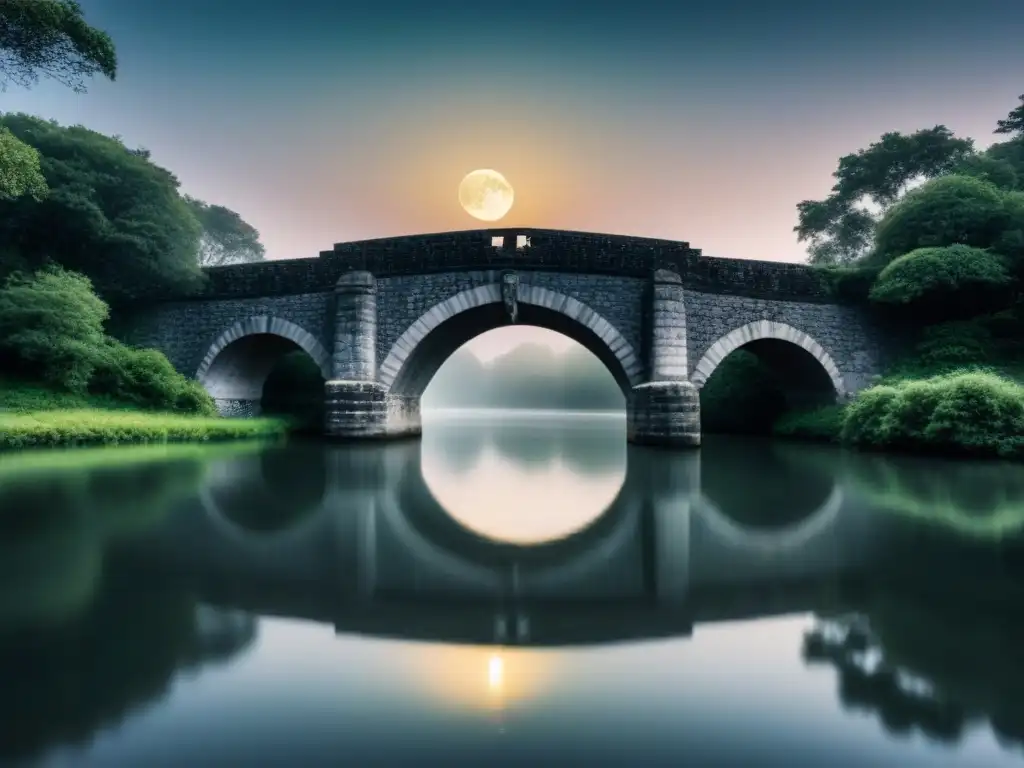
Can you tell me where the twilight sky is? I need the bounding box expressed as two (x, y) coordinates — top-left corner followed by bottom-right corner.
(5, 0), (1022, 269)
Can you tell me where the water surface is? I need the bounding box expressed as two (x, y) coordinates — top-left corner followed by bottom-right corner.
(2, 413), (1024, 767)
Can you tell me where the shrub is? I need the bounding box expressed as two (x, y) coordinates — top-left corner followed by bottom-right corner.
(872, 175), (1013, 265)
(773, 405), (846, 442)
(868, 245), (1013, 320)
(912, 322), (993, 369)
(0, 267), (108, 392)
(841, 372), (1024, 459)
(89, 341), (218, 416)
(700, 350), (788, 434)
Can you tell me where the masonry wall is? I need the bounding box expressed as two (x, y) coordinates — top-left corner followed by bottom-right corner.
(115, 293), (333, 377)
(684, 290), (891, 392)
(375, 270), (646, 374)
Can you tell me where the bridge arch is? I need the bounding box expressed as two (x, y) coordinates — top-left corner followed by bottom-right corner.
(378, 284), (643, 397)
(694, 485), (844, 553)
(195, 316), (331, 405)
(690, 320), (846, 398)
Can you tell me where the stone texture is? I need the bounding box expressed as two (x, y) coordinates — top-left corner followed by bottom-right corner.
(683, 290), (890, 395)
(113, 293), (332, 377)
(386, 394), (422, 438)
(213, 398), (261, 418)
(324, 380), (388, 438)
(648, 269), (688, 382)
(627, 382), (701, 448)
(333, 271), (377, 381)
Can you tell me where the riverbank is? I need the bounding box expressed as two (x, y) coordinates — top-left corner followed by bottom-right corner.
(773, 368), (1024, 461)
(0, 380), (288, 450)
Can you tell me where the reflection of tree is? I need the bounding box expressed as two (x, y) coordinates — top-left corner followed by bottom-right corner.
(0, 458), (208, 631)
(839, 452), (1024, 539)
(0, 569), (257, 763)
(804, 574), (1024, 751)
(85, 458), (209, 538)
(699, 436), (838, 528)
(0, 480), (100, 630)
(421, 423), (485, 475)
(206, 444), (327, 533)
(489, 423), (560, 470)
(558, 423), (627, 476)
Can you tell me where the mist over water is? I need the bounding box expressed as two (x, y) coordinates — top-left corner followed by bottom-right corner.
(1, 412), (1024, 766)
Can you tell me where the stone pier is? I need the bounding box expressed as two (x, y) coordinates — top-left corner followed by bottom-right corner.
(627, 269), (701, 448)
(325, 271), (389, 438)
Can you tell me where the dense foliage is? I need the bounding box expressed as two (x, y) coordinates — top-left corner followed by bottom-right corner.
(753, 95), (1024, 460)
(185, 196), (266, 267)
(0, 0), (116, 92)
(0, 268), (218, 416)
(868, 245), (1013, 320)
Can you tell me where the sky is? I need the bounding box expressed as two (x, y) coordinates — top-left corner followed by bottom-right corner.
(4, 0), (1023, 359)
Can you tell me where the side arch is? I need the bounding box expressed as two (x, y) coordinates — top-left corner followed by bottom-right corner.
(195, 316), (332, 398)
(378, 283), (644, 395)
(690, 320), (846, 396)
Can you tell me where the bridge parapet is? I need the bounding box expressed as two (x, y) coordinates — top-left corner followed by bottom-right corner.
(142, 229), (832, 304)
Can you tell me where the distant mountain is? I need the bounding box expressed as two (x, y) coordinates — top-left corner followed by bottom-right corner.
(423, 342), (624, 411)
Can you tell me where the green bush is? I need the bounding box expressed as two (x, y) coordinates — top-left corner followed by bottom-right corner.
(818, 265), (881, 304)
(868, 245), (1013, 320)
(0, 267), (108, 392)
(89, 341), (218, 416)
(841, 372), (1024, 459)
(872, 175), (1013, 265)
(912, 322), (993, 368)
(700, 350), (788, 434)
(773, 405), (846, 442)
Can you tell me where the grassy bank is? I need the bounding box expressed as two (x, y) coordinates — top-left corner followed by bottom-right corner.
(0, 380), (287, 451)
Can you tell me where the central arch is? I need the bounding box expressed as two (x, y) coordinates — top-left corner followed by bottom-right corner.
(690, 320), (846, 398)
(378, 284), (643, 398)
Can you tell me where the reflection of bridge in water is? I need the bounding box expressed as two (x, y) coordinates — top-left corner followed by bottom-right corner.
(126, 436), (879, 647)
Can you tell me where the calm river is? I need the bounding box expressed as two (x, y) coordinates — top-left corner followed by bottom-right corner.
(2, 412), (1024, 767)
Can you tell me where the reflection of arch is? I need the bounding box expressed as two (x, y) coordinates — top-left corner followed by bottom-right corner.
(397, 441), (636, 564)
(378, 284), (643, 396)
(695, 484), (844, 553)
(199, 453), (330, 549)
(691, 320), (845, 396)
(195, 316), (331, 399)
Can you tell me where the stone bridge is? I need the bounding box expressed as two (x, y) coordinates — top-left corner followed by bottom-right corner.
(116, 228), (890, 446)
(121, 438), (880, 647)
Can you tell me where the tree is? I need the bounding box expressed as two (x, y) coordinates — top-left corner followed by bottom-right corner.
(871, 175), (1013, 265)
(0, 125), (47, 201)
(0, 114), (204, 303)
(869, 245), (1013, 320)
(796, 127), (975, 265)
(185, 196), (266, 267)
(996, 94), (1024, 137)
(0, 267), (108, 391)
(0, 0), (116, 92)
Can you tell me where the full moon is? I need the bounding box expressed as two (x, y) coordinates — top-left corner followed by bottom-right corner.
(458, 169), (514, 222)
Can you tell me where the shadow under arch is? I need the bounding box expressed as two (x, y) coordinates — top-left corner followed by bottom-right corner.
(199, 445), (330, 547)
(691, 320), (846, 403)
(695, 438), (845, 552)
(379, 284), (643, 398)
(381, 440), (645, 573)
(195, 316), (331, 401)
